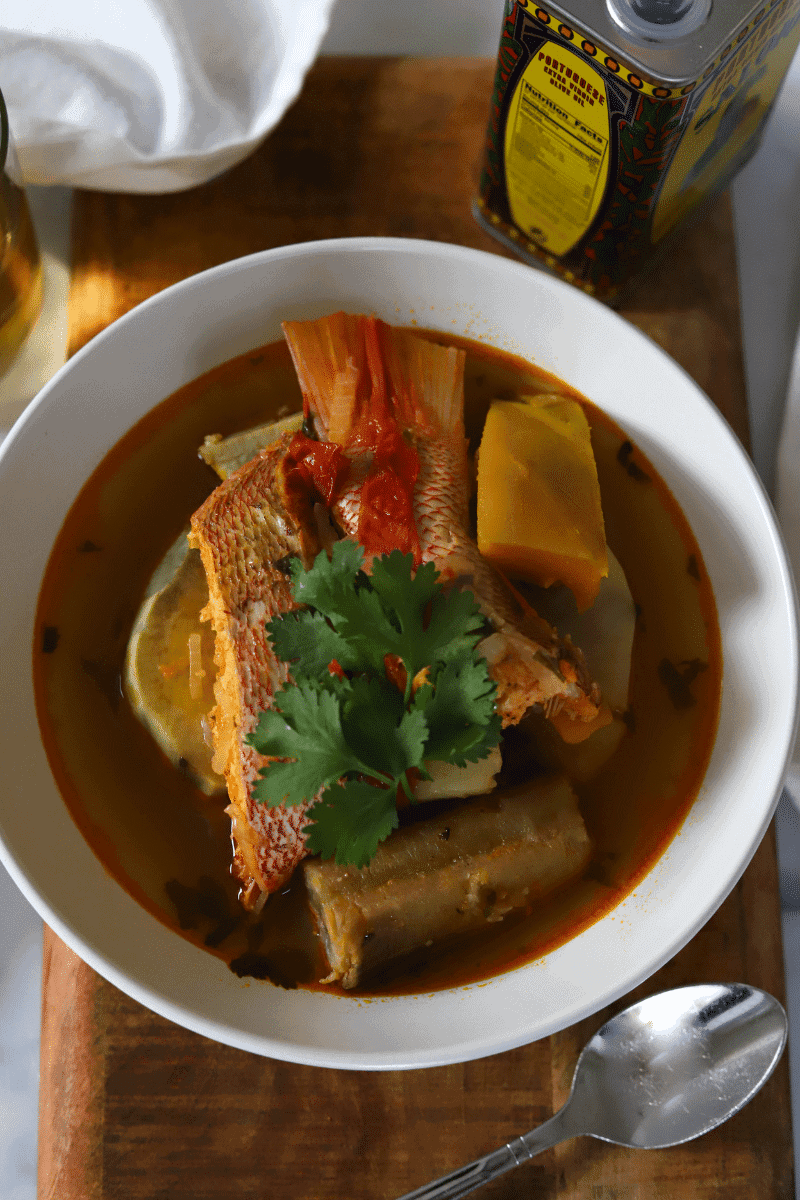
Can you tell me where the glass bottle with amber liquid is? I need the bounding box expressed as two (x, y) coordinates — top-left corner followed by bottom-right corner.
(0, 87), (42, 375)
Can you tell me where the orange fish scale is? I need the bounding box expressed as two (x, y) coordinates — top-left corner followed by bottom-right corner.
(414, 436), (471, 561)
(189, 433), (314, 901)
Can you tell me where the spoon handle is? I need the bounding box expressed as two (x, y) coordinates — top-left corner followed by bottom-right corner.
(395, 1111), (568, 1200)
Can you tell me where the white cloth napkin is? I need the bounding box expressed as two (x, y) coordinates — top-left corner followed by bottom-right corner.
(0, 0), (335, 193)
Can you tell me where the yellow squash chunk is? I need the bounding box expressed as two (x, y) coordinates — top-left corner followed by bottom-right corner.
(477, 394), (608, 611)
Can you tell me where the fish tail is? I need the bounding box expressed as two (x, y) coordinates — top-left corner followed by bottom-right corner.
(283, 313), (466, 447)
(380, 324), (466, 439)
(283, 312), (392, 446)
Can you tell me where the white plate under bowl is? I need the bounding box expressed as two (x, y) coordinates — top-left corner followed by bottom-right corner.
(0, 237), (796, 1070)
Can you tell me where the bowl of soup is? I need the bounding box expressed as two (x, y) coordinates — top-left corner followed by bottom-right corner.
(0, 238), (796, 1069)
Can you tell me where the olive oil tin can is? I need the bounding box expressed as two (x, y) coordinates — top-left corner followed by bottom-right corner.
(475, 0), (800, 299)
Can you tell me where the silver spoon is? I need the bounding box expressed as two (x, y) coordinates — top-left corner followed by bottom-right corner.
(398, 982), (787, 1200)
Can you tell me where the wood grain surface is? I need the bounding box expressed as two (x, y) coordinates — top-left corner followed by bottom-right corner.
(39, 57), (792, 1199)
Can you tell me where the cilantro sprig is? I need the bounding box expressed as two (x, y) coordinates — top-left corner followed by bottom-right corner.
(247, 542), (501, 867)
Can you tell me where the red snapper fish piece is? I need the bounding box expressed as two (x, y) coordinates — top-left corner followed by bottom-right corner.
(282, 312), (603, 733)
(189, 432), (318, 908)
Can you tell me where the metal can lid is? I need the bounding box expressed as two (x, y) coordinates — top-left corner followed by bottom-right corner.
(541, 0), (768, 86)
(606, 0), (712, 42)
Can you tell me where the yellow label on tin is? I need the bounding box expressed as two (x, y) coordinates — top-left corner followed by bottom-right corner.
(503, 43), (610, 257)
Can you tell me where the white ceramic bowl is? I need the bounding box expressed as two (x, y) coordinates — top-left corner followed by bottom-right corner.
(0, 238), (797, 1070)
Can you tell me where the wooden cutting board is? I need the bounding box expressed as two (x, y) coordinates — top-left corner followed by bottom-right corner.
(39, 58), (792, 1199)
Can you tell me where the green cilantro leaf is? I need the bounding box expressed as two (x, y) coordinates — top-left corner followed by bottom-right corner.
(266, 608), (361, 679)
(414, 658), (503, 766)
(249, 679), (391, 808)
(283, 543), (399, 675)
(289, 541), (366, 615)
(304, 779), (399, 868)
(367, 552), (486, 682)
(340, 675), (429, 781)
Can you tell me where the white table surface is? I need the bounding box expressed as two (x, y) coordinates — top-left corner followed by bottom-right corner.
(2, 3), (800, 1197)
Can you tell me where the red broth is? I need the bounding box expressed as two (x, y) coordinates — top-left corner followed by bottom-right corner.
(33, 334), (721, 995)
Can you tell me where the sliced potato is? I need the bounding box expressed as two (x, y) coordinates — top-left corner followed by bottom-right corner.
(413, 747), (502, 801)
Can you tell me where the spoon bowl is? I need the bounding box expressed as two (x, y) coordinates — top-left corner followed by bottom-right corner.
(565, 982), (787, 1148)
(400, 983), (787, 1199)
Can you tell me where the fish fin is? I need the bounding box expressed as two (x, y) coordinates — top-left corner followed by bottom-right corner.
(283, 312), (391, 445)
(283, 313), (466, 444)
(381, 326), (466, 437)
(329, 357), (360, 445)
